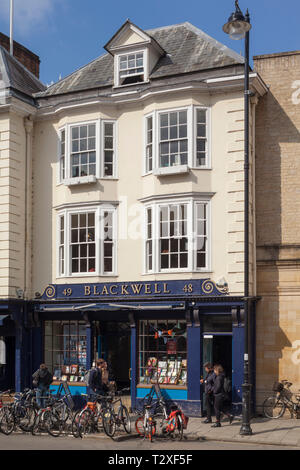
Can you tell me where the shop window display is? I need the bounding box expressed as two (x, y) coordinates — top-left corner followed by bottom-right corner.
(44, 321), (87, 382)
(138, 320), (187, 386)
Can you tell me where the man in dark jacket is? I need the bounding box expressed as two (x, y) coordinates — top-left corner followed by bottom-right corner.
(88, 359), (111, 399)
(211, 364), (233, 427)
(200, 362), (215, 424)
(32, 364), (53, 409)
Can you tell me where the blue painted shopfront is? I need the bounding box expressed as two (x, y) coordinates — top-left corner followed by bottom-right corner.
(1, 280), (255, 417)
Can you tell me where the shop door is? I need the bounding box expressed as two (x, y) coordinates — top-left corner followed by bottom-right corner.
(202, 334), (232, 414)
(99, 323), (131, 389)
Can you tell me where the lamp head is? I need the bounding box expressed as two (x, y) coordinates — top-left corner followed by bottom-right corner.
(223, 0), (251, 40)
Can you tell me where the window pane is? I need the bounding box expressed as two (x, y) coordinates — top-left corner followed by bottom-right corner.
(80, 126), (87, 138)
(72, 127), (79, 139)
(80, 139), (87, 152)
(87, 124), (95, 137)
(179, 125), (187, 138)
(197, 109), (206, 123)
(105, 123), (114, 136)
(160, 114), (168, 127)
(197, 124), (206, 137)
(72, 140), (79, 152)
(88, 138), (96, 150)
(71, 214), (78, 228)
(88, 243), (95, 258)
(179, 111), (187, 124)
(104, 258), (112, 272)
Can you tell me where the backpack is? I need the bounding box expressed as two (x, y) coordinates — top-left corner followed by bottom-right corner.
(84, 367), (96, 386)
(223, 377), (232, 394)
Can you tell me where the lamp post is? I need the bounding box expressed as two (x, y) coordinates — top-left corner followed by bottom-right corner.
(223, 0), (253, 436)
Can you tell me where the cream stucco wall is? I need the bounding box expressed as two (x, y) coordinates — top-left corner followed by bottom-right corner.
(0, 109), (31, 299)
(31, 89), (254, 298)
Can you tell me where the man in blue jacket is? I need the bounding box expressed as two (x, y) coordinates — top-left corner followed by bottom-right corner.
(200, 362), (216, 424)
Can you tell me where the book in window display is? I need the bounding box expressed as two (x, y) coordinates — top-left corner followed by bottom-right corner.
(53, 369), (61, 381)
(71, 364), (78, 375)
(159, 367), (168, 384)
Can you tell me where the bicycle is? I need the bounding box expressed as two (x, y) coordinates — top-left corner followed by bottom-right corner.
(134, 385), (187, 442)
(0, 389), (38, 435)
(263, 380), (300, 419)
(102, 387), (131, 438)
(72, 393), (113, 438)
(31, 393), (62, 437)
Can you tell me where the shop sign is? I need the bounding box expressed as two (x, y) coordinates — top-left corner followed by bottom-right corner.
(41, 279), (229, 300)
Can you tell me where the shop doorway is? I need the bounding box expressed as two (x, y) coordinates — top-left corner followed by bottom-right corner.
(97, 322), (131, 389)
(202, 334), (232, 415)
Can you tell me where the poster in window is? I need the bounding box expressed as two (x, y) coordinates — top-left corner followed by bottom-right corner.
(167, 339), (177, 355)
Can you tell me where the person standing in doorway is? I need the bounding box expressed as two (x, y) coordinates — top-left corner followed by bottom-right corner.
(32, 364), (53, 409)
(200, 362), (215, 424)
(211, 364), (234, 427)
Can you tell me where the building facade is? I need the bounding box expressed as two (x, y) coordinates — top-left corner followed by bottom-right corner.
(0, 21), (267, 415)
(254, 51), (300, 412)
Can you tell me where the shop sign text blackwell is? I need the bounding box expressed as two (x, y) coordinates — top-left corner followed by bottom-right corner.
(41, 279), (229, 300)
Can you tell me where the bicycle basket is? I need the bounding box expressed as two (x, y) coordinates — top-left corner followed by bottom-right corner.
(272, 382), (284, 392)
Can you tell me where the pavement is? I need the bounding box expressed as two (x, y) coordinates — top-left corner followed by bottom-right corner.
(111, 414), (300, 448)
(171, 415), (300, 448)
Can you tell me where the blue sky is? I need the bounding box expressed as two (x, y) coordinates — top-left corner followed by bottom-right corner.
(0, 0), (298, 85)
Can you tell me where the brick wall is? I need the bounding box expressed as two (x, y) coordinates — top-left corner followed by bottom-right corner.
(254, 51), (300, 411)
(0, 32), (40, 78)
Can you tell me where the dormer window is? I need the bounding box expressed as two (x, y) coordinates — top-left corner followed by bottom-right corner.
(104, 20), (165, 89)
(119, 52), (144, 85)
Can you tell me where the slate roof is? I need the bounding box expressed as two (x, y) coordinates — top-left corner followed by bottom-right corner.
(38, 22), (244, 98)
(0, 45), (46, 97)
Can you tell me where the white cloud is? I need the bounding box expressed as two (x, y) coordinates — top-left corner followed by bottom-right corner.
(0, 0), (59, 34)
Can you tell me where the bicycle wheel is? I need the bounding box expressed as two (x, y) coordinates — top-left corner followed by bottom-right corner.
(172, 414), (183, 441)
(144, 416), (155, 442)
(71, 410), (82, 438)
(31, 412), (42, 435)
(44, 409), (62, 437)
(19, 405), (37, 432)
(135, 416), (145, 436)
(77, 409), (95, 438)
(103, 409), (116, 438)
(263, 396), (285, 419)
(120, 405), (131, 434)
(0, 407), (15, 435)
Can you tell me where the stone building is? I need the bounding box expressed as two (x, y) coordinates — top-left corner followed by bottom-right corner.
(254, 51), (300, 411)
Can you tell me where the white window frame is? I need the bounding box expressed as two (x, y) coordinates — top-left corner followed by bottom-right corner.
(57, 119), (118, 184)
(193, 106), (211, 169)
(101, 120), (118, 179)
(143, 197), (211, 274)
(114, 48), (149, 88)
(143, 105), (211, 176)
(56, 205), (117, 278)
(143, 112), (155, 175)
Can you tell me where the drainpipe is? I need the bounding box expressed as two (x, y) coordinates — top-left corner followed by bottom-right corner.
(24, 117), (33, 300)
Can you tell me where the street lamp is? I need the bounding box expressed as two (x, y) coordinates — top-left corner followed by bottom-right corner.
(223, 0), (253, 436)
